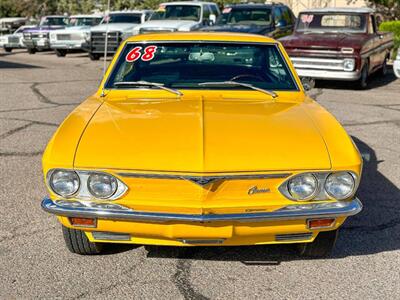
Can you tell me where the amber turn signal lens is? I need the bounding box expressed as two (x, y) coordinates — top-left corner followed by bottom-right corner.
(69, 217), (96, 227)
(307, 218), (336, 229)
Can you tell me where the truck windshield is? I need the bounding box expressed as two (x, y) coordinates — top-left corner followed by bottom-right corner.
(105, 42), (298, 91)
(150, 5), (201, 21)
(104, 14), (142, 24)
(40, 17), (68, 26)
(218, 8), (272, 26)
(69, 17), (102, 27)
(296, 13), (366, 33)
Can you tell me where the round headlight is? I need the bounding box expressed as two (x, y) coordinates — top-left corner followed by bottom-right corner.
(49, 170), (80, 197)
(325, 172), (355, 200)
(287, 174), (318, 201)
(87, 173), (118, 199)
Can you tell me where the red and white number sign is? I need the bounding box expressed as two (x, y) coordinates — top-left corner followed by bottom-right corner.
(126, 46), (157, 62)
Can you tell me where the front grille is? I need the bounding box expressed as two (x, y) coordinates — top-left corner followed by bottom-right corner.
(56, 34), (70, 40)
(91, 31), (121, 53)
(8, 36), (19, 43)
(57, 33), (82, 41)
(290, 57), (346, 71)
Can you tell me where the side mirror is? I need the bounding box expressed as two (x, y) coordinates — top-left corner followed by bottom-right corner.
(301, 77), (315, 92)
(276, 20), (287, 28)
(209, 14), (216, 25)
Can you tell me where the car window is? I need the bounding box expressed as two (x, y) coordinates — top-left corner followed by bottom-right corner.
(203, 5), (211, 21)
(150, 5), (201, 22)
(210, 5), (219, 16)
(106, 42), (298, 91)
(281, 7), (293, 25)
(40, 17), (68, 26)
(296, 13), (367, 32)
(103, 14), (142, 24)
(218, 8), (273, 26)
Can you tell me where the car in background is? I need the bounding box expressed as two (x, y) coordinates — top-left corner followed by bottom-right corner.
(132, 2), (220, 34)
(41, 32), (363, 257)
(83, 10), (152, 61)
(394, 49), (400, 78)
(49, 14), (103, 57)
(0, 17), (27, 34)
(22, 15), (68, 54)
(279, 8), (394, 89)
(201, 3), (295, 39)
(0, 25), (35, 52)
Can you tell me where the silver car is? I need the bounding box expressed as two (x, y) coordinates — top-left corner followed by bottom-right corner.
(0, 25), (35, 52)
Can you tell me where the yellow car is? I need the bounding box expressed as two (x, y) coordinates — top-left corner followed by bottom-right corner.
(41, 32), (363, 257)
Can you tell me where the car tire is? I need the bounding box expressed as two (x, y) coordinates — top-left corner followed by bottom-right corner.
(297, 229), (338, 258)
(62, 226), (103, 255)
(4, 47), (12, 53)
(55, 49), (67, 57)
(27, 48), (36, 54)
(89, 53), (100, 61)
(380, 56), (388, 76)
(357, 62), (369, 89)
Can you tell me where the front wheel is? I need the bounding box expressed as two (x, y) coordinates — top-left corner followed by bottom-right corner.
(55, 49), (67, 57)
(62, 226), (103, 255)
(89, 53), (100, 61)
(380, 56), (389, 76)
(4, 47), (12, 53)
(356, 63), (369, 89)
(297, 229), (338, 258)
(27, 48), (36, 54)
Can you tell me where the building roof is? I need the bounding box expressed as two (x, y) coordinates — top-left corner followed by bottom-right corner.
(300, 7), (375, 14)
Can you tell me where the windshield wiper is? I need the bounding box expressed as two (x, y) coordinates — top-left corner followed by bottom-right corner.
(113, 81), (183, 96)
(198, 81), (278, 98)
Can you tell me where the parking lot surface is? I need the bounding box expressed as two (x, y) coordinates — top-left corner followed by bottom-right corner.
(0, 50), (399, 299)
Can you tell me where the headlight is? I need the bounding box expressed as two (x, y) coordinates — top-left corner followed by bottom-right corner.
(325, 172), (355, 200)
(84, 31), (90, 41)
(287, 174), (318, 201)
(49, 170), (80, 197)
(87, 173), (118, 199)
(343, 58), (355, 71)
(50, 33), (56, 41)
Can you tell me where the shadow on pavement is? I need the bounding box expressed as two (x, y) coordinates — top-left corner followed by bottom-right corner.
(0, 60), (42, 69)
(103, 136), (400, 262)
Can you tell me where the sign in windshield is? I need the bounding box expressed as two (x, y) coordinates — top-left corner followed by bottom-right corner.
(106, 42), (297, 91)
(296, 13), (366, 32)
(150, 5), (201, 22)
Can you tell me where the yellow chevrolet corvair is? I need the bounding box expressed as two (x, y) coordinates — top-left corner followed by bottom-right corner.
(41, 32), (362, 257)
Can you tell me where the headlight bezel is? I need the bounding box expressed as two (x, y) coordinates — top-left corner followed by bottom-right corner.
(279, 171), (358, 202)
(47, 169), (127, 200)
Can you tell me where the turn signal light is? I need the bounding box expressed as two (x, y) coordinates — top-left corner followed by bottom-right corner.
(69, 217), (97, 228)
(307, 218), (336, 229)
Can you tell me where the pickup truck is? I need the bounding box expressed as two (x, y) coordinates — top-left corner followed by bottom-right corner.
(279, 8), (394, 89)
(49, 14), (103, 57)
(132, 2), (220, 34)
(0, 25), (35, 52)
(201, 3), (295, 39)
(83, 10), (152, 61)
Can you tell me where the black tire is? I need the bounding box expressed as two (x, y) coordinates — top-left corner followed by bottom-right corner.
(62, 226), (103, 255)
(89, 53), (100, 61)
(380, 56), (389, 76)
(27, 48), (36, 54)
(357, 62), (369, 90)
(4, 47), (12, 53)
(297, 229), (338, 258)
(55, 49), (67, 57)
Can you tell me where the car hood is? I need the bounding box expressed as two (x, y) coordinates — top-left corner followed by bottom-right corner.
(202, 24), (273, 34)
(90, 23), (140, 32)
(74, 92), (331, 172)
(55, 26), (91, 33)
(24, 26), (65, 33)
(136, 20), (198, 31)
(279, 32), (369, 50)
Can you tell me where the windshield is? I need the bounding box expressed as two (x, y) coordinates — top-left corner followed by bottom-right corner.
(40, 17), (68, 26)
(103, 14), (142, 24)
(68, 17), (102, 27)
(150, 5), (201, 21)
(105, 42), (297, 91)
(296, 13), (367, 33)
(218, 8), (272, 26)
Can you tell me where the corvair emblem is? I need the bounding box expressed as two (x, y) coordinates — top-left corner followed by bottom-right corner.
(248, 186), (271, 195)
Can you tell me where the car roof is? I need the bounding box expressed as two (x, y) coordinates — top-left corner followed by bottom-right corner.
(161, 1), (216, 6)
(70, 15), (103, 18)
(300, 7), (374, 14)
(126, 32), (277, 44)
(109, 10), (151, 14)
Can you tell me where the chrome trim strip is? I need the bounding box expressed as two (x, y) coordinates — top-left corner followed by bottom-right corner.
(178, 239), (225, 245)
(41, 197), (362, 223)
(117, 173), (291, 180)
(275, 233), (313, 241)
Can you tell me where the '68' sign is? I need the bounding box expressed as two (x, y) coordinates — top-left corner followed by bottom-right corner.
(126, 46), (157, 62)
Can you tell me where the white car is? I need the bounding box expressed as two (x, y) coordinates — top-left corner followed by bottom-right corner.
(394, 49), (400, 78)
(49, 14), (103, 57)
(0, 25), (35, 52)
(133, 1), (220, 34)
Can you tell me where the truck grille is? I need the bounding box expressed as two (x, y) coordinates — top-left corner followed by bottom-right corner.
(290, 57), (346, 71)
(8, 36), (19, 43)
(56, 33), (82, 41)
(90, 31), (121, 53)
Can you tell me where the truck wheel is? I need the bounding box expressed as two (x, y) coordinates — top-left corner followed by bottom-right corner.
(357, 63), (369, 89)
(62, 226), (103, 255)
(27, 48), (36, 54)
(55, 49), (67, 57)
(380, 56), (388, 76)
(4, 47), (12, 53)
(89, 53), (100, 61)
(297, 229), (338, 258)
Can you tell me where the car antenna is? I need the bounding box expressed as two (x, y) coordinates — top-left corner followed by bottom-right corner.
(101, 0), (111, 98)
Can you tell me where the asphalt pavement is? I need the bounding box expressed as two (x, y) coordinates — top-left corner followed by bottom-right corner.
(0, 49), (399, 299)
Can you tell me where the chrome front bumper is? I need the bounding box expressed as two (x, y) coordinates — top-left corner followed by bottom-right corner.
(41, 197), (362, 223)
(296, 69), (361, 80)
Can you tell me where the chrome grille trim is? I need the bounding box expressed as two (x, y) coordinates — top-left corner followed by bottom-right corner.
(92, 231), (131, 241)
(291, 57), (346, 71)
(117, 173), (291, 180)
(178, 239), (225, 244)
(275, 233), (313, 241)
